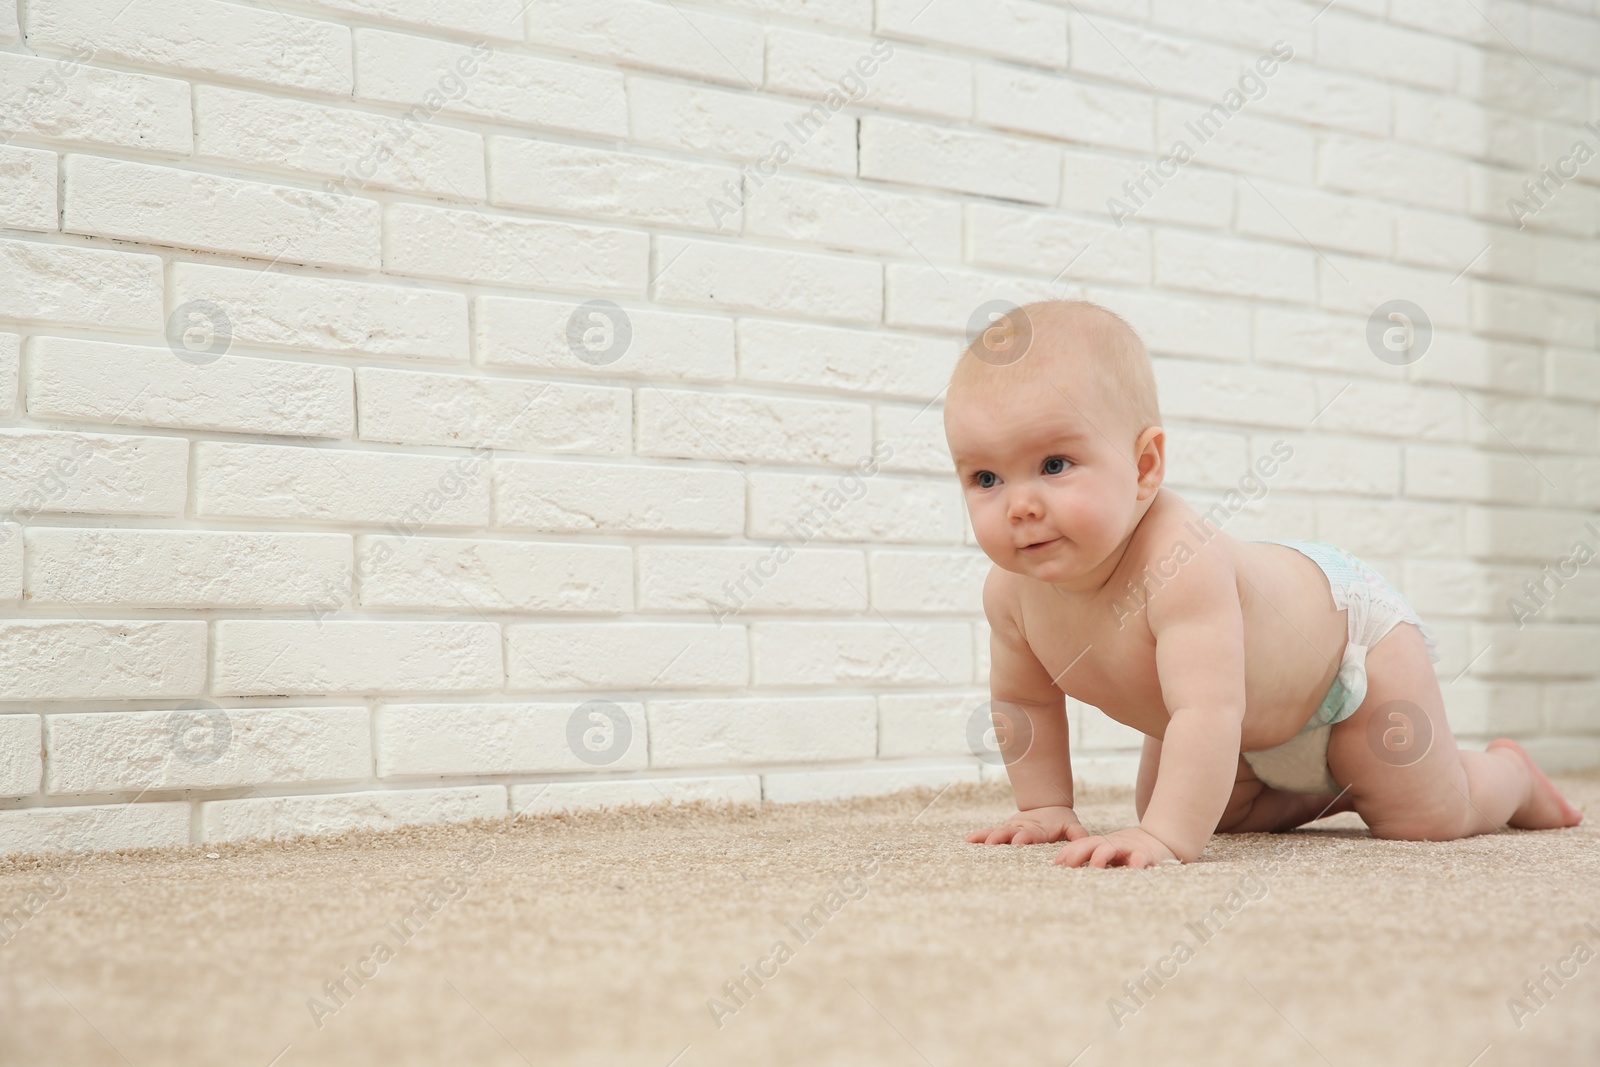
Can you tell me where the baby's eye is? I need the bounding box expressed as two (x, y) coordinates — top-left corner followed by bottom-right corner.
(973, 471), (998, 489)
(1043, 456), (1070, 475)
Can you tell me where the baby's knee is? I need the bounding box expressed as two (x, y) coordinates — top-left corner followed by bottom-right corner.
(1364, 795), (1468, 842)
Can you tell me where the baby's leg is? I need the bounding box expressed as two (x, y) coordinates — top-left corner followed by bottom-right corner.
(1325, 622), (1582, 840)
(1140, 733), (1353, 833)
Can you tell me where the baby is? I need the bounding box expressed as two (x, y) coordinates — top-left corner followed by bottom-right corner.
(944, 300), (1583, 868)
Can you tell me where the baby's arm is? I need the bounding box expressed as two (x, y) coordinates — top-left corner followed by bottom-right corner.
(1056, 547), (1245, 867)
(966, 568), (1090, 847)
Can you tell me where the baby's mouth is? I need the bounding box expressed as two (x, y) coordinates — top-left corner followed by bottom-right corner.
(1019, 537), (1060, 552)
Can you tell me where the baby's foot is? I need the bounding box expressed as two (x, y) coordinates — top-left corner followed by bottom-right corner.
(1488, 739), (1583, 829)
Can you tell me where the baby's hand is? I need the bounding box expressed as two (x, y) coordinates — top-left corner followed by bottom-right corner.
(1053, 826), (1177, 869)
(966, 805), (1089, 846)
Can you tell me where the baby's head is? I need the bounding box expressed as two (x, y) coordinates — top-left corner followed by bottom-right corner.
(943, 300), (1165, 583)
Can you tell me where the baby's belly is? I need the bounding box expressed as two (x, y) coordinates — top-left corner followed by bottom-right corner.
(1236, 544), (1349, 749)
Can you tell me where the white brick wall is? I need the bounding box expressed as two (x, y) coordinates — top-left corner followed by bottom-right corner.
(1, 0), (1597, 852)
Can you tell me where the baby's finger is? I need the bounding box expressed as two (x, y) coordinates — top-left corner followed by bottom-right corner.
(1053, 837), (1099, 866)
(1089, 842), (1121, 868)
(982, 825), (1018, 845)
(1011, 827), (1037, 845)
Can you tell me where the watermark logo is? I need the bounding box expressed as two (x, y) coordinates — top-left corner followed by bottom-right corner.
(1507, 520), (1599, 629)
(1364, 698), (1432, 768)
(1506, 121), (1600, 230)
(167, 299), (232, 365)
(965, 300), (1033, 366)
(166, 701), (233, 765)
(1506, 920), (1600, 1030)
(965, 700), (1036, 767)
(566, 699), (632, 766)
(1366, 299), (1431, 366)
(566, 300), (632, 367)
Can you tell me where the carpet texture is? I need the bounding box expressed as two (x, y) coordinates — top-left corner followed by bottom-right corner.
(2, 775), (1598, 1066)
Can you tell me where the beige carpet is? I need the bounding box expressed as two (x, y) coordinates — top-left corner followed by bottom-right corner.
(2, 775), (1599, 1067)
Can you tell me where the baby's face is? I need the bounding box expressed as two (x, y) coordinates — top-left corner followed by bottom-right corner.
(946, 375), (1147, 585)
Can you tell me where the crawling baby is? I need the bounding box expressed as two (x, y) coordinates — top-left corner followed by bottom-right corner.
(944, 299), (1583, 868)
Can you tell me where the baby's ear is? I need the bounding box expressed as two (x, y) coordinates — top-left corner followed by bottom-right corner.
(1134, 426), (1166, 496)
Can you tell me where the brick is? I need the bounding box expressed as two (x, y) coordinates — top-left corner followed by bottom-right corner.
(765, 28), (971, 121)
(0, 238), (161, 331)
(875, 403), (950, 474)
(1528, 5), (1600, 72)
(0, 50), (191, 151)
(195, 441), (490, 527)
(24, 0), (352, 96)
(1059, 146), (1234, 230)
(628, 75), (855, 176)
(1469, 162), (1597, 240)
(0, 522), (18, 600)
(753, 621), (972, 684)
(974, 64), (1153, 152)
(1460, 52), (1590, 126)
(0, 715), (39, 797)
(1145, 0), (1312, 54)
(1153, 357), (1315, 428)
(384, 202), (648, 295)
(511, 776), (760, 815)
(1393, 87), (1531, 166)
(476, 295), (734, 382)
(25, 337), (353, 439)
(171, 262), (469, 364)
(505, 623), (748, 689)
(750, 470), (965, 543)
(1319, 136), (1468, 213)
(0, 430), (187, 519)
(636, 544), (866, 616)
(859, 115), (1060, 205)
(1393, 212), (1531, 284)
(1538, 234), (1600, 297)
(296, 0), (526, 40)
(966, 202), (1151, 286)
(356, 367), (631, 455)
(697, 0), (868, 30)
(0, 146), (55, 232)
(878, 692), (984, 757)
(44, 706), (371, 793)
(764, 763), (978, 802)
(1317, 254), (1471, 331)
(0, 620), (205, 700)
(63, 155), (381, 271)
(652, 236), (882, 322)
(0, 0), (14, 41)
(866, 552), (988, 619)
(1313, 379), (1464, 442)
(494, 459), (744, 535)
(1235, 178), (1394, 258)
(201, 785), (506, 843)
(1155, 230), (1314, 304)
(526, 0), (764, 87)
(1461, 396), (1594, 454)
(214, 620), (502, 696)
(194, 85), (486, 201)
(488, 136), (741, 232)
(741, 173), (961, 260)
(0, 802), (189, 854)
(1405, 445), (1540, 505)
(1318, 499), (1465, 561)
(0, 333), (16, 415)
(1314, 11), (1456, 90)
(356, 535), (631, 612)
(648, 695), (875, 766)
(1475, 623), (1600, 679)
(1157, 104), (1313, 184)
(737, 318), (955, 400)
(882, 263), (1061, 332)
(637, 387), (871, 465)
(376, 701), (647, 775)
(1471, 279), (1597, 348)
(1256, 433), (1400, 496)
(876, 0), (1066, 67)
(1159, 425), (1249, 491)
(1085, 286), (1252, 362)
(1467, 506), (1595, 563)
(356, 29), (625, 137)
(24, 529), (350, 609)
(1549, 348), (1600, 403)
